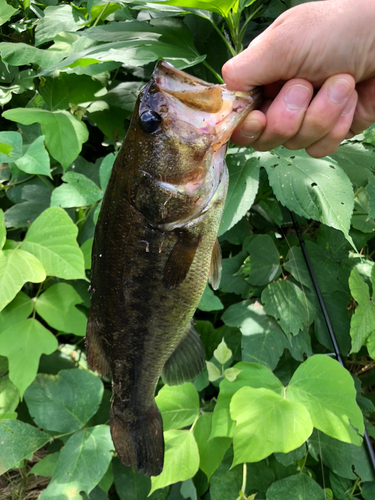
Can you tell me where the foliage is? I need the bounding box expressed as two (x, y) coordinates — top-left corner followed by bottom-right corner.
(0, 0), (374, 499)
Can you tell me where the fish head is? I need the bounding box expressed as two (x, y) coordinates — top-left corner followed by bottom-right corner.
(129, 61), (262, 227)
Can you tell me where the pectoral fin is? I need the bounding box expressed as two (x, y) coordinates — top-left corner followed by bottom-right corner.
(162, 323), (205, 385)
(209, 238), (222, 290)
(162, 232), (199, 290)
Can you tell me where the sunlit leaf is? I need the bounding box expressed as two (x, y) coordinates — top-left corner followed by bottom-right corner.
(156, 383), (199, 431)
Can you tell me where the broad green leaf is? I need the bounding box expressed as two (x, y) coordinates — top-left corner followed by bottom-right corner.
(266, 474), (324, 500)
(113, 457), (152, 500)
(274, 443), (306, 467)
(367, 175), (375, 218)
(219, 250), (250, 297)
(329, 472), (353, 500)
(230, 386), (313, 465)
(349, 267), (375, 356)
(0, 376), (19, 414)
(82, 237), (93, 270)
(51, 172), (103, 208)
(0, 131), (22, 163)
(150, 430), (199, 494)
(0, 249), (46, 312)
(362, 482), (375, 500)
(210, 362), (283, 439)
(262, 280), (316, 336)
(155, 382), (199, 431)
(99, 153), (116, 190)
(244, 234), (281, 285)
(15, 135), (51, 177)
(20, 207), (86, 280)
(2, 108), (89, 169)
(218, 153), (260, 236)
(223, 300), (287, 370)
(288, 355), (364, 445)
(35, 5), (86, 47)
(0, 42), (65, 68)
(209, 461), (243, 500)
(138, 0), (236, 16)
(30, 452), (60, 477)
(213, 338), (232, 365)
(0, 318), (57, 398)
(0, 291), (33, 332)
(197, 284), (223, 311)
(316, 224), (352, 261)
(24, 369), (103, 433)
(223, 367), (241, 382)
(262, 148), (355, 245)
(40, 425), (113, 500)
(308, 430), (375, 481)
(0, 209), (5, 250)
(330, 142), (374, 188)
(40, 73), (104, 111)
(193, 413), (230, 480)
(0, 419), (50, 474)
(0, 0), (17, 26)
(0, 142), (12, 155)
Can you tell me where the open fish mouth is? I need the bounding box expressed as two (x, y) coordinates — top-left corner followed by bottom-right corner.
(152, 60), (262, 148)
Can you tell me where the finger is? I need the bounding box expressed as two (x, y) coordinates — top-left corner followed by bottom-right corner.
(230, 110), (266, 147)
(350, 75), (375, 134)
(284, 74), (356, 150)
(305, 91), (358, 158)
(248, 79), (314, 151)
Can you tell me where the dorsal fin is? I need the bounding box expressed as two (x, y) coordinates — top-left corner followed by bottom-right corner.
(209, 238), (222, 290)
(162, 232), (200, 291)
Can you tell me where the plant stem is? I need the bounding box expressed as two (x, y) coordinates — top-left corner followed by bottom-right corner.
(93, 3), (109, 27)
(202, 60), (224, 84)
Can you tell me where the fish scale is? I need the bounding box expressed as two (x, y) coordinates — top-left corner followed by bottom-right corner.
(86, 61), (261, 476)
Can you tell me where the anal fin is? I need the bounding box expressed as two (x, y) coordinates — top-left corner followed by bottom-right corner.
(86, 313), (111, 378)
(209, 238), (222, 290)
(162, 323), (205, 385)
(162, 232), (199, 291)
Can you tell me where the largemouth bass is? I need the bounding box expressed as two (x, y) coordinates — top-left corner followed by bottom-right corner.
(86, 61), (261, 477)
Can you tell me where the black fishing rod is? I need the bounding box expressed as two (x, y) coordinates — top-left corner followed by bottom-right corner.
(289, 210), (375, 474)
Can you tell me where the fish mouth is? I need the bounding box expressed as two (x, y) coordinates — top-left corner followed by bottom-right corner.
(152, 61), (262, 148)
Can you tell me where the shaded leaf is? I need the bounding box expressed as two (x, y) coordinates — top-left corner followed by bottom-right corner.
(30, 452), (60, 477)
(266, 473), (324, 500)
(14, 136), (50, 177)
(113, 457), (152, 500)
(35, 4), (86, 46)
(197, 284), (223, 311)
(51, 172), (103, 208)
(244, 234), (281, 285)
(24, 369), (103, 433)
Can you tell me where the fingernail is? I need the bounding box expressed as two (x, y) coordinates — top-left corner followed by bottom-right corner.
(240, 120), (261, 139)
(328, 79), (352, 104)
(284, 85), (311, 110)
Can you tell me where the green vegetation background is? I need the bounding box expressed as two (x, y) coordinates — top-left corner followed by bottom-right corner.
(0, 0), (375, 499)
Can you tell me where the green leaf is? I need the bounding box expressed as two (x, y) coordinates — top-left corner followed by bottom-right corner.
(213, 338), (232, 365)
(0, 131), (22, 162)
(40, 73), (104, 111)
(0, 209), (5, 250)
(0, 249), (46, 312)
(244, 234), (281, 285)
(0, 419), (50, 474)
(210, 362), (283, 439)
(230, 386), (313, 465)
(0, 375), (19, 414)
(99, 153), (116, 191)
(349, 267), (375, 356)
(0, 318), (57, 398)
(24, 369), (103, 433)
(155, 382), (199, 431)
(308, 430), (375, 481)
(150, 430), (199, 494)
(263, 148), (355, 245)
(218, 153), (259, 236)
(219, 250), (249, 297)
(362, 482), (375, 500)
(266, 474), (324, 500)
(209, 460), (243, 500)
(15, 135), (51, 177)
(20, 207), (86, 280)
(51, 172), (103, 208)
(40, 425), (113, 500)
(223, 300), (287, 370)
(193, 413), (230, 480)
(262, 280), (316, 336)
(197, 284), (223, 311)
(82, 237), (93, 270)
(36, 282), (87, 336)
(0, 291), (33, 332)
(206, 361), (221, 382)
(0, 42), (65, 68)
(143, 0), (236, 16)
(0, 142), (12, 155)
(113, 457), (152, 500)
(330, 142), (374, 188)
(0, 0), (17, 26)
(2, 108), (89, 169)
(288, 355), (364, 445)
(30, 452), (60, 477)
(35, 5), (86, 47)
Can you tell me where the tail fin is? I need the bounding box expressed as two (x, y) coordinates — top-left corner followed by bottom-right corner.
(110, 402), (164, 477)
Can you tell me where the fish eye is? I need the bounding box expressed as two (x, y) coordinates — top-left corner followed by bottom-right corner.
(139, 110), (162, 134)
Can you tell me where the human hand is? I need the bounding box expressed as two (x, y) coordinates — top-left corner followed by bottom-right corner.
(222, 0), (375, 158)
